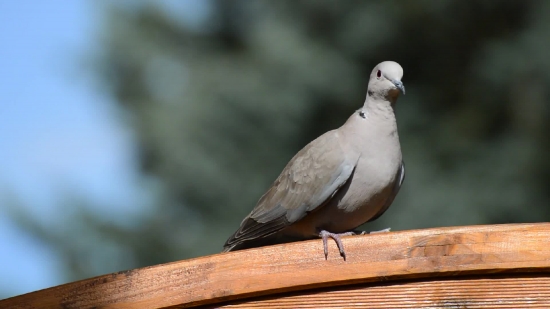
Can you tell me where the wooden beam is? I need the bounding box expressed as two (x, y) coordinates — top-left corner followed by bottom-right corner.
(2, 223), (550, 308)
(219, 275), (550, 308)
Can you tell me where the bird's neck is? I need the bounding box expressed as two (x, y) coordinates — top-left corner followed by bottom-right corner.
(366, 88), (400, 108)
(362, 96), (397, 119)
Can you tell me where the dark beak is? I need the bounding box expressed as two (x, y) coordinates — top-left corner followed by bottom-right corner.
(391, 79), (405, 95)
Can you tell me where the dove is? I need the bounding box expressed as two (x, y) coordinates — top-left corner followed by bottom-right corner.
(223, 61), (406, 260)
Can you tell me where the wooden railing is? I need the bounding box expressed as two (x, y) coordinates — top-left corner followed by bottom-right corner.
(2, 223), (550, 308)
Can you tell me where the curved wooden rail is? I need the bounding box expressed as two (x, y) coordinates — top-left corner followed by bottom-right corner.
(2, 223), (550, 308)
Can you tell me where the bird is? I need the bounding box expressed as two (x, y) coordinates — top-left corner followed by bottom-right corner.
(223, 61), (406, 260)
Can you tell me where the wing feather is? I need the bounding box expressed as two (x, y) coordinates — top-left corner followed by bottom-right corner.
(224, 131), (358, 250)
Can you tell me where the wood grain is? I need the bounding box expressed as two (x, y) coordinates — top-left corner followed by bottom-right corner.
(215, 275), (550, 308)
(2, 223), (550, 308)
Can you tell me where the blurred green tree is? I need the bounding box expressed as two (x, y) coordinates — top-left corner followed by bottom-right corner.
(8, 0), (550, 286)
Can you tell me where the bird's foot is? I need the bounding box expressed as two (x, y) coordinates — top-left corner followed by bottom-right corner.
(319, 230), (355, 261)
(368, 227), (391, 234)
(352, 227), (391, 235)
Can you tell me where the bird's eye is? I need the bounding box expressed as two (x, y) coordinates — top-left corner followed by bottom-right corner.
(377, 70), (381, 78)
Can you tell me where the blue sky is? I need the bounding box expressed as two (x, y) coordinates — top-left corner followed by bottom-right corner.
(0, 0), (172, 298)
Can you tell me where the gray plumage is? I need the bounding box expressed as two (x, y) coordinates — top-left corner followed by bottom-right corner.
(223, 61), (406, 259)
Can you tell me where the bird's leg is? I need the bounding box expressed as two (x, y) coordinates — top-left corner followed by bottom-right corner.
(319, 230), (355, 261)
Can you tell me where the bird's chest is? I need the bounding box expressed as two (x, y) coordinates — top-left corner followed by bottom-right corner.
(317, 134), (402, 231)
(344, 147), (401, 205)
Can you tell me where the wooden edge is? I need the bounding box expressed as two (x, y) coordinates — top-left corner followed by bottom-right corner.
(2, 223), (550, 309)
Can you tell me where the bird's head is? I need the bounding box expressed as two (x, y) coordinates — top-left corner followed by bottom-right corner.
(367, 61), (405, 103)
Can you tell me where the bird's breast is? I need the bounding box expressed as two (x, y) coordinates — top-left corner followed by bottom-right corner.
(317, 124), (402, 232)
